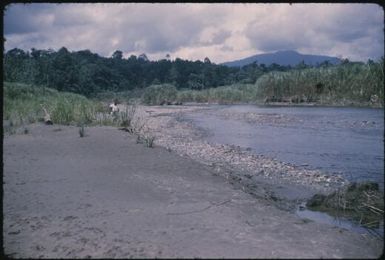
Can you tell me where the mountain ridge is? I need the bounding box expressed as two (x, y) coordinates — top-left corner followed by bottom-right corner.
(221, 50), (341, 67)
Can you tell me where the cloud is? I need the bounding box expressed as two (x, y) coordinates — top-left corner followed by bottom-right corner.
(199, 28), (232, 46)
(4, 3), (56, 34)
(3, 3), (384, 63)
(244, 4), (384, 61)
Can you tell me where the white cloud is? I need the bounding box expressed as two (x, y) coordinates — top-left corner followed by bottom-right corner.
(4, 3), (384, 63)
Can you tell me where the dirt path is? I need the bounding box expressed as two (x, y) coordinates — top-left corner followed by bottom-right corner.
(3, 124), (383, 258)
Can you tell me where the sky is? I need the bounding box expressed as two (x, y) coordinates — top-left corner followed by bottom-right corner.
(3, 3), (384, 63)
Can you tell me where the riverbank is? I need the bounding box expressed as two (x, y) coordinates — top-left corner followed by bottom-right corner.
(181, 100), (383, 108)
(3, 123), (383, 258)
(142, 105), (348, 203)
(142, 104), (384, 232)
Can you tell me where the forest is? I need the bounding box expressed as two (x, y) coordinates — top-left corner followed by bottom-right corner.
(3, 47), (384, 106)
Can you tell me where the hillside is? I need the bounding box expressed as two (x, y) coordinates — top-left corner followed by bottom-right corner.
(221, 50), (341, 67)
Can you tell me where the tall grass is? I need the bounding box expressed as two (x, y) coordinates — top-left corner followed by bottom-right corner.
(3, 82), (105, 129)
(255, 61), (384, 106)
(176, 83), (258, 104)
(142, 84), (178, 105)
(138, 62), (383, 107)
(92, 88), (145, 104)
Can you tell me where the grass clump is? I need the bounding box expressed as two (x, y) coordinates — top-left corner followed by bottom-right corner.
(135, 132), (156, 148)
(112, 102), (155, 148)
(143, 134), (156, 148)
(3, 82), (105, 131)
(79, 124), (86, 137)
(307, 181), (384, 229)
(118, 102), (148, 134)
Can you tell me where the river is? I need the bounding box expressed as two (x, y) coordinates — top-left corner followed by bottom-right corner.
(184, 105), (384, 187)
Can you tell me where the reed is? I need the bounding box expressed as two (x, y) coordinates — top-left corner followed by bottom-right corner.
(3, 82), (105, 131)
(255, 61), (384, 106)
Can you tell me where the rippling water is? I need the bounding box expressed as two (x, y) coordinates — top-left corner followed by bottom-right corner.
(185, 105), (384, 186)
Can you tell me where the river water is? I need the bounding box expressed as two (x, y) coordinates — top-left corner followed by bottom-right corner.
(182, 104), (383, 237)
(184, 105), (384, 187)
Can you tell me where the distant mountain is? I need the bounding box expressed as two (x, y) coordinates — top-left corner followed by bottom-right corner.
(221, 50), (341, 67)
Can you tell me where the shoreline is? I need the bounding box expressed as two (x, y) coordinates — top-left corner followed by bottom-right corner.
(180, 101), (384, 109)
(141, 104), (384, 234)
(141, 105), (348, 206)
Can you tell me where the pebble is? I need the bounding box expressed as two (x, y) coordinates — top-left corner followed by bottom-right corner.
(140, 106), (346, 191)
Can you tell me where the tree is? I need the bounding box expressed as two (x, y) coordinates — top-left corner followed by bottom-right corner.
(341, 58), (350, 65)
(112, 50), (123, 59)
(138, 53), (149, 61)
(295, 60), (308, 69)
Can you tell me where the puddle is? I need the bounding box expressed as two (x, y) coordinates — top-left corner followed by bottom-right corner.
(296, 203), (384, 239)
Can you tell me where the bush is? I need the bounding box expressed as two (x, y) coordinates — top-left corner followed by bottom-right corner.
(141, 84), (178, 105)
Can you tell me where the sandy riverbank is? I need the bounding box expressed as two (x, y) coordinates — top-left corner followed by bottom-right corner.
(3, 115), (383, 258)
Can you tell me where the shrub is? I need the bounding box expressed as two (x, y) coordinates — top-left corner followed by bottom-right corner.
(142, 84), (178, 105)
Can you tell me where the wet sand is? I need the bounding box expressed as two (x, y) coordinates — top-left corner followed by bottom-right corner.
(3, 121), (383, 258)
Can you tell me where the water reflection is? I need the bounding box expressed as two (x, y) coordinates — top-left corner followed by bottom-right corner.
(296, 204), (384, 239)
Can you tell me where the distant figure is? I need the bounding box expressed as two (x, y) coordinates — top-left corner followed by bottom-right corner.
(109, 101), (119, 115)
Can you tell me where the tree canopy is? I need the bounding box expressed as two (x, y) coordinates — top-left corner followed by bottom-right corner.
(4, 47), (343, 97)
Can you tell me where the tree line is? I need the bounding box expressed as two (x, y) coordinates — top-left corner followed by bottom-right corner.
(4, 47), (322, 97)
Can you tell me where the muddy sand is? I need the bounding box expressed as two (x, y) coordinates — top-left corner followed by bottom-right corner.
(3, 121), (383, 258)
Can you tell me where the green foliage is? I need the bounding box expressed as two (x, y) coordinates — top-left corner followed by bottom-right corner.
(255, 60), (384, 106)
(3, 82), (104, 129)
(176, 84), (258, 104)
(143, 135), (156, 148)
(135, 132), (156, 148)
(142, 84), (178, 105)
(3, 47), (242, 96)
(4, 47), (383, 107)
(93, 88), (145, 104)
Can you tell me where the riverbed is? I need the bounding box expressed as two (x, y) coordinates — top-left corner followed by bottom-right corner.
(182, 105), (384, 187)
(143, 104), (384, 237)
